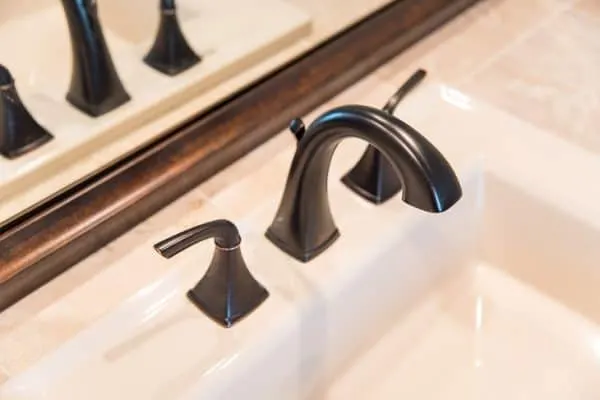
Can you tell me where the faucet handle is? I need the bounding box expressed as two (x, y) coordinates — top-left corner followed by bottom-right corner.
(154, 220), (269, 328)
(144, 0), (201, 76)
(0, 65), (54, 159)
(154, 219), (241, 257)
(382, 68), (427, 115)
(341, 68), (428, 204)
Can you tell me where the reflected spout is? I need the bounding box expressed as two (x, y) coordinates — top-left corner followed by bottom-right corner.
(60, 0), (130, 117)
(266, 105), (462, 262)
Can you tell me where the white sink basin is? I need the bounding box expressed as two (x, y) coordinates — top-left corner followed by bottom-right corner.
(2, 84), (600, 399)
(325, 172), (600, 399)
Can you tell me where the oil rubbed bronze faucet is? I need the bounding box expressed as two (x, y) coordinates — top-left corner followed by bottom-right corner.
(266, 105), (462, 262)
(0, 65), (53, 159)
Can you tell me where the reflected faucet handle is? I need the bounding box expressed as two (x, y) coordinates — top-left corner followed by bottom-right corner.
(154, 220), (269, 328)
(0, 65), (54, 159)
(382, 68), (427, 115)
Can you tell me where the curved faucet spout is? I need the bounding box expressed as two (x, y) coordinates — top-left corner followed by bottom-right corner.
(265, 104), (462, 262)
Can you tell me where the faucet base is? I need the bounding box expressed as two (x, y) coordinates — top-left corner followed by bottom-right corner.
(1, 131), (53, 160)
(143, 13), (201, 77)
(341, 145), (402, 204)
(144, 0), (201, 77)
(143, 53), (201, 77)
(265, 228), (340, 263)
(187, 283), (268, 329)
(186, 246), (269, 328)
(67, 90), (131, 118)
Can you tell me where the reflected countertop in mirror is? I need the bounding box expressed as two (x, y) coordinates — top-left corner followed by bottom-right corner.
(0, 0), (394, 226)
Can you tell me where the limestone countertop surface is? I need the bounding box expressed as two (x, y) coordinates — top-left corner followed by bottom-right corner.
(1, 0), (598, 385)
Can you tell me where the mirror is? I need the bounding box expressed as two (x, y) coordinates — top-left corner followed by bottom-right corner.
(0, 0), (393, 227)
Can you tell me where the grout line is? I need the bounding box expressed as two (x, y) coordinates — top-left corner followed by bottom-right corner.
(456, 0), (576, 85)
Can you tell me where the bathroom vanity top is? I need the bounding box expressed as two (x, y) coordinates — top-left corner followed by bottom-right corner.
(2, 0), (599, 395)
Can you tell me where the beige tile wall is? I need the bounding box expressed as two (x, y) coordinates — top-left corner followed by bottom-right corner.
(378, 0), (572, 84)
(461, 2), (600, 151)
(1, 0), (595, 383)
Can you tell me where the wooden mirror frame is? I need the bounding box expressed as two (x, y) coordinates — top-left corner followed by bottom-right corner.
(0, 0), (480, 311)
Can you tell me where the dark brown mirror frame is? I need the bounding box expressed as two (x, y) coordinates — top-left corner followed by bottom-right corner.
(0, 0), (480, 311)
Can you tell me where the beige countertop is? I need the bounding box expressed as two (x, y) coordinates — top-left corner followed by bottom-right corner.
(1, 0), (597, 385)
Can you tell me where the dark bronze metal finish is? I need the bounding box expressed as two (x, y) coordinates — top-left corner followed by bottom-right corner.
(341, 68), (428, 204)
(61, 0), (130, 117)
(154, 220), (269, 328)
(0, 65), (53, 159)
(144, 0), (201, 76)
(0, 0), (481, 312)
(266, 105), (462, 262)
(381, 69), (428, 115)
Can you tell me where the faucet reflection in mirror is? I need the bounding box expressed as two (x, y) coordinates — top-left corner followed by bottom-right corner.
(266, 105), (462, 262)
(144, 0), (202, 76)
(60, 0), (130, 117)
(0, 65), (53, 159)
